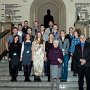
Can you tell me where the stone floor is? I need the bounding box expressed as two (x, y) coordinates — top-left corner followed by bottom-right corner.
(0, 58), (86, 90)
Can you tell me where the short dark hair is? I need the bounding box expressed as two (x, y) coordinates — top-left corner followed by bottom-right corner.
(24, 20), (28, 23)
(69, 27), (73, 30)
(47, 9), (50, 12)
(18, 24), (22, 27)
(12, 27), (18, 30)
(60, 30), (66, 34)
(40, 24), (44, 27)
(27, 27), (32, 31)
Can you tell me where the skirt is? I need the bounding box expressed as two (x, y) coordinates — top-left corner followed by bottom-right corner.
(50, 65), (62, 79)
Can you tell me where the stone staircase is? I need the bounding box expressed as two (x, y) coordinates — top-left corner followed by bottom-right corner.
(0, 58), (86, 90)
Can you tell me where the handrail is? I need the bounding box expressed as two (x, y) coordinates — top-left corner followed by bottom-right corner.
(0, 29), (10, 40)
(0, 29), (11, 60)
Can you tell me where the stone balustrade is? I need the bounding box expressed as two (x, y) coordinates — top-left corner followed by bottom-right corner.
(0, 22), (12, 60)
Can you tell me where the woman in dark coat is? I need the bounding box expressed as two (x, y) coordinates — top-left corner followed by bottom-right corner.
(9, 35), (22, 81)
(20, 34), (32, 82)
(45, 33), (54, 82)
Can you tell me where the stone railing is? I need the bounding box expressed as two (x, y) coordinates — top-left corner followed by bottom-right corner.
(0, 22), (12, 60)
(0, 29), (11, 60)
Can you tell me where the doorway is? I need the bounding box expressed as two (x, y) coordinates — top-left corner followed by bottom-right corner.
(30, 0), (66, 30)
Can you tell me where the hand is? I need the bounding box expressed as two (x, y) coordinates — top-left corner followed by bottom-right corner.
(32, 56), (34, 61)
(6, 48), (9, 52)
(44, 56), (47, 61)
(57, 58), (62, 63)
(71, 53), (73, 56)
(8, 58), (11, 61)
(80, 59), (86, 65)
(20, 58), (22, 61)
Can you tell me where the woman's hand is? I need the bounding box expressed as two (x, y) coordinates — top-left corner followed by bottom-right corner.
(32, 56), (34, 61)
(20, 58), (22, 61)
(44, 56), (47, 61)
(57, 58), (62, 63)
(8, 58), (11, 61)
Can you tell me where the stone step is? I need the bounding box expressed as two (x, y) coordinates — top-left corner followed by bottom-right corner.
(0, 59), (86, 90)
(0, 75), (79, 82)
(0, 62), (71, 68)
(0, 70), (72, 75)
(0, 80), (86, 88)
(0, 87), (86, 90)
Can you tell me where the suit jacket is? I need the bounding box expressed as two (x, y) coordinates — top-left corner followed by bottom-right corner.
(22, 26), (29, 35)
(58, 38), (69, 55)
(73, 42), (90, 67)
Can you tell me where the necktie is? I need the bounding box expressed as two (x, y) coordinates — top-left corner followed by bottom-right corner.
(81, 43), (84, 59)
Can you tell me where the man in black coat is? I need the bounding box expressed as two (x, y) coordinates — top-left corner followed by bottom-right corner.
(22, 20), (29, 35)
(73, 34), (90, 90)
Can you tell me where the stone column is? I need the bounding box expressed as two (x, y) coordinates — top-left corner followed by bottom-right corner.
(89, 24), (90, 37)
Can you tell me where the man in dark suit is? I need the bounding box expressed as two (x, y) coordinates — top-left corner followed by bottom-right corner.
(73, 34), (90, 90)
(22, 20), (29, 35)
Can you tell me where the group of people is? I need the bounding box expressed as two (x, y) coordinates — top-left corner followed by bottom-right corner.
(6, 19), (90, 90)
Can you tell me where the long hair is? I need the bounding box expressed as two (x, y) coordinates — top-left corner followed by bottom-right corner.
(48, 33), (54, 42)
(12, 35), (19, 43)
(24, 34), (31, 41)
(74, 29), (81, 37)
(35, 31), (44, 44)
(27, 27), (32, 34)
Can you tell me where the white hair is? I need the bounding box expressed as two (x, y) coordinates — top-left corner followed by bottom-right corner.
(80, 34), (86, 38)
(53, 40), (59, 44)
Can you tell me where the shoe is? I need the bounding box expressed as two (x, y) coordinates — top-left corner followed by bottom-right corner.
(73, 73), (77, 76)
(24, 77), (31, 82)
(48, 80), (50, 82)
(24, 79), (31, 82)
(60, 79), (67, 82)
(45, 73), (48, 76)
(37, 77), (41, 82)
(11, 78), (17, 82)
(19, 68), (22, 71)
(34, 76), (38, 82)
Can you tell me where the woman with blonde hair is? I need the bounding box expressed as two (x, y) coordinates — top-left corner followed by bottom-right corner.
(32, 31), (46, 82)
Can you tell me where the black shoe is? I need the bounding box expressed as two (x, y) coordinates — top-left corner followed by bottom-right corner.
(48, 79), (50, 82)
(24, 77), (31, 82)
(38, 78), (41, 82)
(60, 79), (67, 82)
(34, 79), (38, 82)
(34, 76), (37, 82)
(28, 79), (31, 82)
(37, 76), (41, 82)
(19, 68), (22, 71)
(45, 73), (48, 76)
(24, 79), (31, 82)
(73, 73), (77, 76)
(11, 78), (17, 82)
